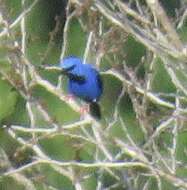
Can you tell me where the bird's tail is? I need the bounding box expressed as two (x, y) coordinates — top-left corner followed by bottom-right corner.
(89, 102), (101, 120)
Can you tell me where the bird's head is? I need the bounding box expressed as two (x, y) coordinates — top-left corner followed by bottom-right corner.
(59, 56), (86, 82)
(59, 56), (82, 73)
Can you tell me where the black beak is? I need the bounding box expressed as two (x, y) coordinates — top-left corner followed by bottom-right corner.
(61, 70), (68, 77)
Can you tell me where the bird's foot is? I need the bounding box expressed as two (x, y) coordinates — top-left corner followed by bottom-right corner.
(64, 94), (75, 102)
(79, 104), (89, 119)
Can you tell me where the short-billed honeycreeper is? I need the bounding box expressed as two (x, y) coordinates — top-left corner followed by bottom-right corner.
(59, 56), (103, 119)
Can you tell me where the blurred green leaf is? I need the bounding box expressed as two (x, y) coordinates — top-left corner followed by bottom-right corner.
(65, 18), (87, 57)
(0, 79), (18, 122)
(152, 58), (176, 93)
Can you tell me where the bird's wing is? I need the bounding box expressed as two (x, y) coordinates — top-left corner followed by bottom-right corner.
(86, 64), (103, 90)
(96, 72), (103, 91)
(88, 66), (103, 101)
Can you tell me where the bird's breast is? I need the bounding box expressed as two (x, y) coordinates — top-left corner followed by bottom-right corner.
(68, 75), (102, 102)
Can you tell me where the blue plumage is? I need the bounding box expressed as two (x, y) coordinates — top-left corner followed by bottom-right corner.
(59, 56), (103, 119)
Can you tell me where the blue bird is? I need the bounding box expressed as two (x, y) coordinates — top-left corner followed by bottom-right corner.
(59, 56), (103, 119)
